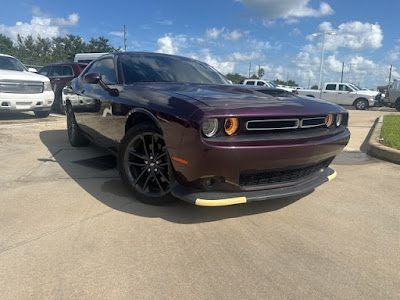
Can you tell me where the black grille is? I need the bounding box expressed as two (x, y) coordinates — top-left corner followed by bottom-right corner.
(239, 158), (333, 187)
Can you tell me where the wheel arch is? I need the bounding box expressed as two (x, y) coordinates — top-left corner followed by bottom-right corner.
(125, 108), (162, 135)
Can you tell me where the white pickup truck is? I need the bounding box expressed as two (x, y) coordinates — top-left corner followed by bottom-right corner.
(0, 54), (54, 117)
(297, 82), (380, 110)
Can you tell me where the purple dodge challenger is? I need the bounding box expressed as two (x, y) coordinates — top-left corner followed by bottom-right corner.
(64, 52), (350, 206)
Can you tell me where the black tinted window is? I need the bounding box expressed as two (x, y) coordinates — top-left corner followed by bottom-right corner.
(87, 58), (116, 84)
(326, 84), (336, 90)
(49, 66), (63, 76)
(121, 54), (229, 85)
(38, 66), (50, 76)
(62, 66), (73, 76)
(246, 81), (254, 85)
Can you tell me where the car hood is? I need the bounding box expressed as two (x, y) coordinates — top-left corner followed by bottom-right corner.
(353, 90), (379, 96)
(0, 69), (49, 82)
(162, 83), (346, 115)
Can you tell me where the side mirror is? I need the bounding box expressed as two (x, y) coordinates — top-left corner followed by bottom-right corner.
(84, 73), (101, 84)
(28, 67), (37, 73)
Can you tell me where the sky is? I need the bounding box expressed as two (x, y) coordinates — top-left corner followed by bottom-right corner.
(1, 0), (400, 89)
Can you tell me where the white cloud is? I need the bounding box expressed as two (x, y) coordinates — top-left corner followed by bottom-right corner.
(110, 31), (124, 38)
(308, 21), (383, 51)
(237, 0), (334, 19)
(53, 13), (79, 27)
(205, 27), (244, 41)
(229, 51), (264, 62)
(0, 11), (79, 42)
(158, 20), (173, 26)
(205, 27), (225, 39)
(156, 35), (187, 55)
(222, 30), (243, 41)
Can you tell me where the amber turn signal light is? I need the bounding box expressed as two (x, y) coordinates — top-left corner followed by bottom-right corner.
(224, 118), (239, 135)
(325, 114), (333, 127)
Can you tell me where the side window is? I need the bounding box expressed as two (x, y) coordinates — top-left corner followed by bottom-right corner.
(38, 66), (50, 76)
(49, 66), (63, 77)
(339, 84), (351, 91)
(246, 81), (255, 85)
(62, 66), (73, 76)
(86, 58), (116, 85)
(256, 81), (265, 86)
(325, 84), (336, 91)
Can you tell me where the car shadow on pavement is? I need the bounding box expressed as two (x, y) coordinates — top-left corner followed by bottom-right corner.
(39, 129), (310, 224)
(0, 111), (39, 120)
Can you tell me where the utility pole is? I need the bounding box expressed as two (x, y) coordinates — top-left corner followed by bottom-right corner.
(248, 61), (252, 78)
(341, 62), (344, 83)
(388, 64), (393, 86)
(124, 25), (127, 52)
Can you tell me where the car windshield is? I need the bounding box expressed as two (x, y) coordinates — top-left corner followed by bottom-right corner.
(349, 84), (360, 91)
(120, 54), (230, 85)
(268, 82), (278, 88)
(0, 56), (27, 72)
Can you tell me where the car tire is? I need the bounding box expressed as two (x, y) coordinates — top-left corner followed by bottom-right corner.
(395, 98), (400, 112)
(354, 98), (368, 110)
(34, 110), (50, 118)
(118, 123), (174, 205)
(66, 104), (90, 147)
(53, 88), (66, 115)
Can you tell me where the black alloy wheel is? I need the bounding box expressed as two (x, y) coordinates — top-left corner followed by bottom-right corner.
(119, 123), (172, 204)
(53, 88), (66, 114)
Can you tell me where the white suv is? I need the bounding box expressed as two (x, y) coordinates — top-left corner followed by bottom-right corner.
(0, 54), (54, 117)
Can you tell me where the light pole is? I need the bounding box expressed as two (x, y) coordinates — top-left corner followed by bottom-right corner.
(313, 31), (336, 89)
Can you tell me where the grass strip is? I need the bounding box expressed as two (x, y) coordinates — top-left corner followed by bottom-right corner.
(380, 115), (400, 150)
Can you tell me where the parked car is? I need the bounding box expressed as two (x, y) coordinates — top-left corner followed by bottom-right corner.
(242, 79), (295, 93)
(297, 82), (381, 110)
(382, 79), (400, 111)
(0, 53), (54, 117)
(65, 52), (350, 206)
(38, 62), (87, 113)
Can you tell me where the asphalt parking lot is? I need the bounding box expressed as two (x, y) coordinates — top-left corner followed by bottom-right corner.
(0, 108), (399, 299)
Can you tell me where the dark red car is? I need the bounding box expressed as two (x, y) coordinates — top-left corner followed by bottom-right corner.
(38, 62), (87, 113)
(64, 52), (350, 206)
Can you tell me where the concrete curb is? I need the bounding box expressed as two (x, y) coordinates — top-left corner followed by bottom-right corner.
(366, 115), (400, 165)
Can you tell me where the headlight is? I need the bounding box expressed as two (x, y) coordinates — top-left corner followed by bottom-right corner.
(202, 118), (219, 138)
(43, 81), (52, 91)
(325, 114), (333, 127)
(224, 118), (239, 136)
(335, 114), (343, 127)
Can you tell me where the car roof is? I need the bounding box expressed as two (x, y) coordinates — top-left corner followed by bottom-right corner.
(41, 62), (87, 66)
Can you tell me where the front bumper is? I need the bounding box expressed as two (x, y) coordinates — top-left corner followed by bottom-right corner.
(171, 168), (336, 206)
(0, 91), (54, 111)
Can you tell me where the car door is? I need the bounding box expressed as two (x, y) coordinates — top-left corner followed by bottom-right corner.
(75, 57), (123, 151)
(338, 84), (354, 105)
(321, 84), (337, 103)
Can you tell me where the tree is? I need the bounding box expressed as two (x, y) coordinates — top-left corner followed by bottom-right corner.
(87, 36), (118, 53)
(0, 34), (14, 55)
(272, 79), (299, 87)
(225, 73), (247, 84)
(311, 85), (318, 89)
(250, 74), (259, 79)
